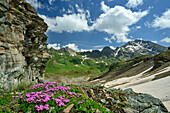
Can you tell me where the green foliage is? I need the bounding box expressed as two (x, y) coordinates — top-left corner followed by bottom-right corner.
(0, 83), (111, 112)
(45, 49), (118, 79)
(109, 55), (152, 72)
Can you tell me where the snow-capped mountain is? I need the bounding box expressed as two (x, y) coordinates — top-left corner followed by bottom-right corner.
(113, 39), (167, 60)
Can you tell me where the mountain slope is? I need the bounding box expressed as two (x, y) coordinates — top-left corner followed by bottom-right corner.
(90, 49), (170, 111)
(45, 47), (119, 82)
(81, 40), (167, 60)
(114, 39), (167, 60)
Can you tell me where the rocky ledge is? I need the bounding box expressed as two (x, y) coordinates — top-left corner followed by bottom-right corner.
(84, 86), (168, 113)
(0, 0), (49, 90)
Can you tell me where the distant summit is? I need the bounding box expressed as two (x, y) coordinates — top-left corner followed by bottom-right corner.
(114, 39), (167, 60)
(101, 46), (115, 57)
(58, 46), (77, 56)
(81, 40), (167, 60)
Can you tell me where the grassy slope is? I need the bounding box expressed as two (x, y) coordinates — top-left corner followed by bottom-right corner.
(94, 49), (170, 81)
(45, 49), (119, 80)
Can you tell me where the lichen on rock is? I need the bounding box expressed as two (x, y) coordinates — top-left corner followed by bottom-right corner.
(0, 0), (50, 90)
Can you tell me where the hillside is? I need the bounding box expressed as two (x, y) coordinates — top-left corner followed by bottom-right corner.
(90, 49), (170, 111)
(80, 39), (167, 61)
(45, 47), (119, 83)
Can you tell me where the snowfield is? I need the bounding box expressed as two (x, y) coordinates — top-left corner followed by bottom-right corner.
(104, 66), (170, 111)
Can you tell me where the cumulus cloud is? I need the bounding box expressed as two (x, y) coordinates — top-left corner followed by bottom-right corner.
(104, 37), (112, 43)
(151, 41), (158, 43)
(114, 34), (132, 43)
(47, 43), (61, 50)
(39, 13), (90, 33)
(26, 0), (43, 9)
(92, 2), (148, 43)
(152, 9), (170, 29)
(101, 1), (110, 13)
(126, 0), (143, 8)
(63, 43), (80, 52)
(161, 37), (170, 43)
(80, 49), (93, 52)
(136, 26), (141, 29)
(39, 4), (91, 33)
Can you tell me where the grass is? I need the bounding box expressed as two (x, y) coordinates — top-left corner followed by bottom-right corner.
(44, 51), (114, 80)
(0, 82), (111, 113)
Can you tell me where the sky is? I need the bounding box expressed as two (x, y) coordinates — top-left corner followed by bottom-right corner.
(26, 0), (170, 52)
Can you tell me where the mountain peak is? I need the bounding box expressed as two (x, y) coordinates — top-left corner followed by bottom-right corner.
(114, 40), (167, 60)
(59, 47), (77, 56)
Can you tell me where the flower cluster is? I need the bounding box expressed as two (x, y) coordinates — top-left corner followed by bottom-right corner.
(20, 82), (86, 112)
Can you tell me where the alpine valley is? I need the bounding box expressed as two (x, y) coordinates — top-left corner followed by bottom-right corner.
(0, 0), (170, 112)
(45, 39), (170, 112)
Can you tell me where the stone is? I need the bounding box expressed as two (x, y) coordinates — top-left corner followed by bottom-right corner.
(0, 16), (6, 24)
(63, 104), (74, 113)
(25, 3), (37, 14)
(123, 107), (139, 113)
(0, 47), (5, 54)
(95, 109), (101, 113)
(0, 0), (49, 90)
(0, 0), (9, 12)
(123, 88), (135, 94)
(101, 99), (106, 103)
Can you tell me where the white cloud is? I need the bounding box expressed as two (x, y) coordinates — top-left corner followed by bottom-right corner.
(161, 37), (170, 43)
(104, 37), (112, 43)
(151, 41), (158, 43)
(101, 1), (110, 13)
(47, 43), (61, 50)
(115, 34), (132, 43)
(110, 46), (116, 50)
(92, 2), (148, 43)
(26, 0), (42, 9)
(39, 13), (90, 33)
(94, 45), (105, 48)
(80, 49), (93, 52)
(48, 0), (55, 5)
(152, 9), (170, 29)
(63, 43), (80, 52)
(126, 0), (143, 8)
(136, 26), (141, 29)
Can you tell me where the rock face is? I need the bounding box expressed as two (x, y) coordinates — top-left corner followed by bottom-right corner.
(84, 86), (168, 113)
(0, 0), (49, 90)
(80, 40), (167, 60)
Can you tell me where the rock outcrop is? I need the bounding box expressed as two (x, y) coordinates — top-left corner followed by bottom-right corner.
(85, 87), (168, 113)
(0, 0), (49, 90)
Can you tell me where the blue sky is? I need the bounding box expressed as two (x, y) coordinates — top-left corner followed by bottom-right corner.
(26, 0), (170, 51)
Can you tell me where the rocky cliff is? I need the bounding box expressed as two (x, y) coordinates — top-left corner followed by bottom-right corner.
(0, 0), (49, 90)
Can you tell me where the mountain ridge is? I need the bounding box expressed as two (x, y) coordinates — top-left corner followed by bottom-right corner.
(62, 39), (168, 60)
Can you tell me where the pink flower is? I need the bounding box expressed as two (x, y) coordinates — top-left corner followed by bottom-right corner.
(31, 92), (35, 94)
(63, 99), (70, 103)
(44, 104), (49, 110)
(35, 105), (44, 111)
(55, 99), (61, 104)
(26, 92), (30, 97)
(0, 89), (4, 92)
(81, 100), (85, 103)
(59, 101), (65, 107)
(58, 95), (64, 100)
(20, 94), (24, 99)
